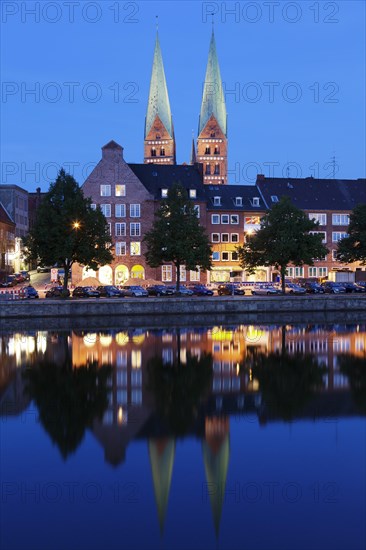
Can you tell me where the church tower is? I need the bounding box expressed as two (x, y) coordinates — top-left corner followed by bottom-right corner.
(197, 30), (228, 184)
(144, 31), (176, 164)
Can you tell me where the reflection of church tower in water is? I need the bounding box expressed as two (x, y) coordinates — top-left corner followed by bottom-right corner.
(149, 438), (176, 534)
(202, 417), (230, 537)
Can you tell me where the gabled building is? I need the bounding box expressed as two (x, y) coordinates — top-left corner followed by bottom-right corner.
(0, 202), (15, 279)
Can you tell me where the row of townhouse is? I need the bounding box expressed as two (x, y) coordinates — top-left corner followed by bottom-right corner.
(72, 140), (366, 286)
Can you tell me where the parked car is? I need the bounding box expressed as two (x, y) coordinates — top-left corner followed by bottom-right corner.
(20, 270), (30, 281)
(97, 285), (125, 298)
(321, 281), (346, 294)
(37, 265), (52, 273)
(341, 282), (365, 293)
(72, 286), (100, 298)
(14, 273), (26, 283)
(217, 284), (245, 296)
(146, 285), (175, 296)
(166, 285), (194, 296)
(284, 283), (306, 295)
(45, 286), (70, 298)
(301, 282), (325, 294)
(251, 284), (281, 295)
(22, 285), (39, 299)
(356, 281), (366, 290)
(187, 284), (214, 296)
(122, 285), (149, 297)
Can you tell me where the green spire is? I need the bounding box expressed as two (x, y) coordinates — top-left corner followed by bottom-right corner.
(199, 30), (227, 136)
(145, 32), (173, 138)
(190, 137), (197, 164)
(149, 438), (175, 535)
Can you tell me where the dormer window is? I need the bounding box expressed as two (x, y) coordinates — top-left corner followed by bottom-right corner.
(235, 197), (242, 206)
(161, 189), (168, 198)
(271, 195), (279, 203)
(252, 197), (260, 207)
(213, 196), (221, 206)
(189, 189), (197, 199)
(151, 148), (156, 157)
(160, 147), (165, 156)
(205, 146), (211, 155)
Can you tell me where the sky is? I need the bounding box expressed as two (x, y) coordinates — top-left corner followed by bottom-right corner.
(1, 0), (365, 191)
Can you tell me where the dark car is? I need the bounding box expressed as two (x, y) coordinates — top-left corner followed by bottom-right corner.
(72, 286), (100, 298)
(22, 285), (39, 299)
(218, 284), (245, 296)
(14, 273), (26, 284)
(45, 286), (70, 298)
(122, 285), (149, 297)
(356, 281), (366, 291)
(166, 285), (194, 296)
(321, 282), (346, 294)
(97, 285), (125, 298)
(341, 282), (365, 293)
(20, 270), (30, 281)
(187, 284), (214, 296)
(302, 282), (325, 294)
(37, 265), (52, 273)
(146, 285), (175, 296)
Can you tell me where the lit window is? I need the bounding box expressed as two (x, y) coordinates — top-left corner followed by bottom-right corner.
(162, 265), (172, 281)
(130, 242), (141, 255)
(115, 185), (126, 197)
(115, 204), (126, 217)
(115, 223), (126, 237)
(212, 252), (220, 261)
(100, 204), (111, 217)
(130, 223), (141, 237)
(332, 232), (347, 242)
(332, 214), (350, 226)
(180, 265), (186, 282)
(100, 185), (111, 197)
(131, 350), (142, 368)
(189, 189), (197, 199)
(319, 267), (328, 277)
(130, 204), (141, 218)
(309, 213), (327, 226)
(115, 242), (126, 256)
(190, 268), (200, 282)
(194, 205), (200, 218)
(161, 189), (168, 198)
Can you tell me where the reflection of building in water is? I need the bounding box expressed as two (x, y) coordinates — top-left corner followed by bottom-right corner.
(202, 417), (230, 537)
(149, 438), (175, 534)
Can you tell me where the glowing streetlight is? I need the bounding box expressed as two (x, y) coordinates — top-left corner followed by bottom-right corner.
(73, 221), (80, 229)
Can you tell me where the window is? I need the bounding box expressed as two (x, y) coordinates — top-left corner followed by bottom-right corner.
(271, 195), (279, 203)
(294, 267), (304, 277)
(212, 252), (220, 261)
(211, 233), (220, 243)
(205, 164), (211, 175)
(107, 223), (112, 235)
(131, 350), (142, 369)
(189, 189), (197, 198)
(162, 265), (172, 281)
(194, 205), (200, 218)
(115, 204), (126, 217)
(332, 214), (350, 226)
(309, 267), (317, 277)
(130, 242), (141, 255)
(319, 267), (328, 277)
(221, 215), (229, 224)
(213, 196), (221, 206)
(332, 249), (338, 261)
(100, 204), (111, 217)
(115, 223), (126, 237)
(214, 164), (220, 175)
(214, 146), (220, 155)
(161, 189), (168, 198)
(332, 232), (347, 242)
(115, 242), (126, 256)
(160, 147), (165, 156)
(130, 204), (141, 218)
(309, 213), (327, 226)
(211, 214), (220, 224)
(205, 146), (211, 155)
(286, 267), (294, 277)
(100, 185), (111, 196)
(231, 251), (239, 261)
(130, 223), (141, 237)
(91, 203), (96, 210)
(245, 216), (260, 225)
(115, 185), (126, 197)
(231, 214), (239, 224)
(310, 231), (327, 243)
(222, 252), (229, 261)
(235, 197), (242, 206)
(221, 233), (229, 243)
(151, 148), (156, 157)
(190, 268), (200, 282)
(231, 233), (239, 243)
(252, 197), (260, 207)
(180, 265), (186, 282)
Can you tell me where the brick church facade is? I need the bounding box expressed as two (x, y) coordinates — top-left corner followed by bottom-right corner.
(75, 31), (366, 286)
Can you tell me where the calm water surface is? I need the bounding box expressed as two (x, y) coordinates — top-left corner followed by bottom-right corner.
(1, 323), (365, 550)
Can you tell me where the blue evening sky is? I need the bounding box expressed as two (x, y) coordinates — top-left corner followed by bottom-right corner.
(1, 0), (365, 191)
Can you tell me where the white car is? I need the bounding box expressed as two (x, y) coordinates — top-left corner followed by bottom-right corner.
(284, 283), (306, 295)
(251, 284), (281, 296)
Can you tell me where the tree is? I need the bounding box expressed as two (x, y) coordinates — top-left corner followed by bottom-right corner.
(143, 183), (212, 291)
(23, 169), (113, 293)
(236, 196), (329, 293)
(336, 204), (366, 265)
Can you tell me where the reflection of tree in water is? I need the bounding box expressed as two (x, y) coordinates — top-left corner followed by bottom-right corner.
(339, 353), (366, 414)
(147, 352), (213, 436)
(245, 351), (326, 421)
(23, 360), (111, 459)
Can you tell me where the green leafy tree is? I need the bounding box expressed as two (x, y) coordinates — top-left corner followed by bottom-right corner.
(144, 183), (212, 291)
(336, 204), (366, 265)
(23, 169), (113, 293)
(236, 196), (329, 293)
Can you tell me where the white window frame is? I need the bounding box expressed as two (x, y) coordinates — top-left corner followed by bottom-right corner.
(221, 251), (229, 261)
(115, 242), (126, 256)
(130, 242), (141, 256)
(319, 267), (328, 277)
(252, 197), (260, 207)
(310, 231), (327, 244)
(100, 184), (111, 197)
(231, 233), (239, 243)
(332, 232), (347, 242)
(115, 184), (126, 197)
(211, 214), (220, 224)
(231, 251), (239, 261)
(213, 196), (221, 206)
(115, 204), (126, 218)
(189, 189), (197, 199)
(180, 265), (186, 282)
(130, 223), (141, 237)
(212, 251), (220, 261)
(190, 268), (200, 282)
(332, 213), (350, 226)
(211, 233), (220, 243)
(230, 214), (239, 224)
(100, 204), (111, 218)
(309, 213), (327, 226)
(130, 204), (141, 218)
(91, 203), (96, 210)
(235, 197), (242, 206)
(115, 223), (126, 237)
(221, 233), (229, 243)
(162, 265), (172, 282)
(308, 267), (317, 277)
(221, 215), (229, 224)
(161, 189), (168, 198)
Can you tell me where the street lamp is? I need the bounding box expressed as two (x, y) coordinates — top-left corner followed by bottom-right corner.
(73, 221), (80, 229)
